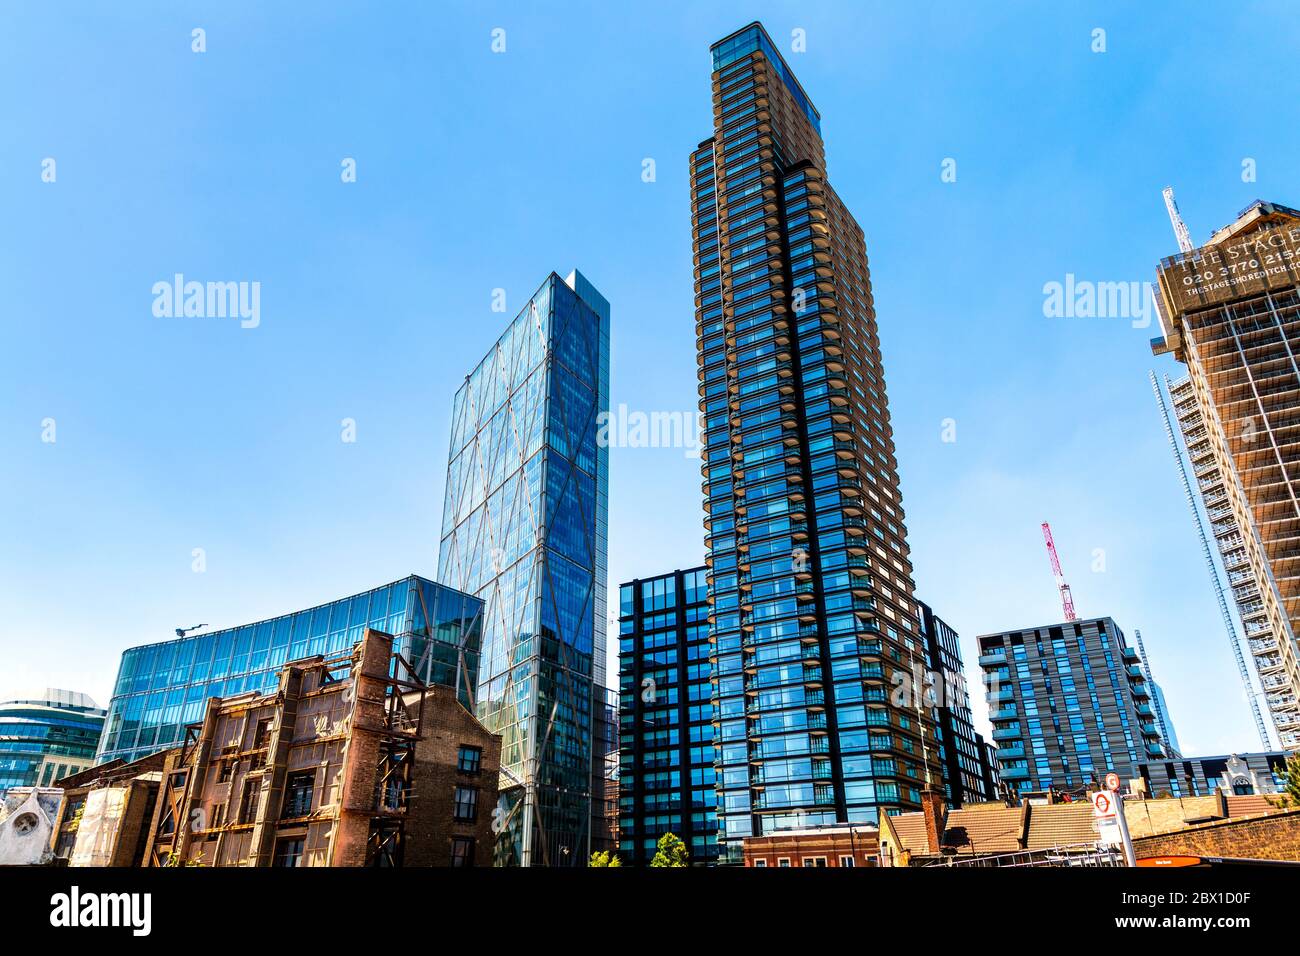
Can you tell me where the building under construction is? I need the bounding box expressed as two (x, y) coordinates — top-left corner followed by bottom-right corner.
(50, 750), (171, 866)
(143, 628), (500, 867)
(1155, 373), (1285, 749)
(1152, 199), (1300, 751)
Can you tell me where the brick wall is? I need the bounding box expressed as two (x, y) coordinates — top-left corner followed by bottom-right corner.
(1132, 808), (1300, 862)
(403, 684), (501, 867)
(743, 828), (880, 867)
(1124, 794), (1226, 839)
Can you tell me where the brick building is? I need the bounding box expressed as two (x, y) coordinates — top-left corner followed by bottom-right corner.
(742, 824), (879, 867)
(1133, 807), (1300, 863)
(143, 628), (500, 867)
(50, 750), (171, 865)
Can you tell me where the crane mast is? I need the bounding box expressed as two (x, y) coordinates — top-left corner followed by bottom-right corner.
(1041, 521), (1077, 622)
(1163, 186), (1195, 254)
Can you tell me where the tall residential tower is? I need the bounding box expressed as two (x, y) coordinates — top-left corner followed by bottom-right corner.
(977, 617), (1165, 794)
(1152, 203), (1300, 751)
(693, 23), (940, 861)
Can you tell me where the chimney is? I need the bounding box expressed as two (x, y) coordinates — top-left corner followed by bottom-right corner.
(920, 788), (945, 854)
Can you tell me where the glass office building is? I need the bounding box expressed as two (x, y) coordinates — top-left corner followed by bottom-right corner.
(0, 690), (105, 795)
(977, 616), (1166, 795)
(438, 270), (610, 867)
(97, 575), (483, 764)
(694, 22), (941, 861)
(617, 566), (718, 865)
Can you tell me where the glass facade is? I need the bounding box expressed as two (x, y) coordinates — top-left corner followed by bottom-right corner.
(0, 690), (105, 795)
(438, 270), (610, 866)
(918, 602), (990, 807)
(695, 22), (941, 863)
(977, 617), (1165, 795)
(97, 575), (482, 764)
(617, 567), (718, 865)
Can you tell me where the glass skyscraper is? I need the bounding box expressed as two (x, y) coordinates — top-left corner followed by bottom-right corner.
(97, 575), (482, 764)
(694, 23), (941, 862)
(438, 270), (610, 867)
(617, 566), (718, 865)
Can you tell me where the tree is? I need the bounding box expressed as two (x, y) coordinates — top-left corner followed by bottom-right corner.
(649, 832), (689, 868)
(1271, 753), (1300, 809)
(589, 850), (622, 867)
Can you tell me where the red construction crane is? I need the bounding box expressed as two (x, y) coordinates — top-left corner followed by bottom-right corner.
(1041, 522), (1077, 622)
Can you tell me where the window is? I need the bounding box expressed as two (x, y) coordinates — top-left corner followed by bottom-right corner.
(457, 745), (482, 775)
(239, 778), (261, 824)
(283, 770), (315, 818)
(777, 857), (791, 867)
(451, 837), (475, 867)
(273, 837), (304, 867)
(839, 855), (855, 867)
(753, 858), (767, 867)
(453, 786), (478, 822)
(802, 856), (827, 867)
(253, 717), (273, 749)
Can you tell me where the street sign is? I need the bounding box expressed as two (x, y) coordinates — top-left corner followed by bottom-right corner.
(1092, 791), (1115, 819)
(1104, 772), (1121, 792)
(1091, 789), (1137, 865)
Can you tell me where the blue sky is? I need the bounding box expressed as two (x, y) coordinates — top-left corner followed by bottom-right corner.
(3, 1), (1298, 757)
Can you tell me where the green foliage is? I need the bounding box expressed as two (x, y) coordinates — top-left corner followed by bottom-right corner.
(589, 850), (622, 867)
(649, 832), (689, 868)
(1272, 753), (1300, 809)
(163, 849), (205, 868)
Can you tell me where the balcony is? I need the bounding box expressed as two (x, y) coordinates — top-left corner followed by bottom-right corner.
(1000, 766), (1031, 781)
(1121, 647), (1140, 663)
(1126, 664), (1144, 679)
(988, 687), (1016, 703)
(978, 651), (1006, 666)
(996, 742), (1025, 758)
(989, 706), (1018, 721)
(1144, 742), (1164, 758)
(1136, 702), (1154, 717)
(992, 727), (1021, 741)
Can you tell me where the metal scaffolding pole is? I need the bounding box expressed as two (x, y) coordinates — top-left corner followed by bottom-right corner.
(1149, 370), (1273, 750)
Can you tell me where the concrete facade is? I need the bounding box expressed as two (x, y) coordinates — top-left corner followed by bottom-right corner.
(1152, 201), (1300, 750)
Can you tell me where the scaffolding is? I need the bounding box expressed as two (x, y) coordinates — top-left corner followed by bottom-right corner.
(1150, 371), (1273, 750)
(146, 632), (432, 867)
(918, 842), (1125, 868)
